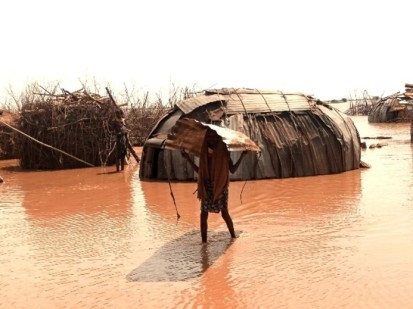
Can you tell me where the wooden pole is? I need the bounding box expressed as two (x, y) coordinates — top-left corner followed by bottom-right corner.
(126, 139), (140, 163)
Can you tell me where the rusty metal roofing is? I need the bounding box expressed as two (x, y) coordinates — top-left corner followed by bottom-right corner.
(368, 92), (412, 123)
(176, 88), (316, 114)
(164, 118), (260, 157)
(140, 104), (361, 181)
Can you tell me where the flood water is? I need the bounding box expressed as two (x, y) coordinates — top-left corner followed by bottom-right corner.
(1, 116), (413, 309)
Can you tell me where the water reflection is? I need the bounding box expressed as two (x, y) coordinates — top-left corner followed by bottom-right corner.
(19, 167), (134, 221)
(1, 161), (140, 298)
(140, 180), (200, 225)
(140, 168), (362, 228)
(2, 121), (413, 308)
(191, 239), (237, 308)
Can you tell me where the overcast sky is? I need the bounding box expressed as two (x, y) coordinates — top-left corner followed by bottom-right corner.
(1, 0), (411, 103)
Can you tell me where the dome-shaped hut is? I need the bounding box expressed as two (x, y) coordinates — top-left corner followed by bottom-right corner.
(368, 92), (413, 123)
(139, 88), (361, 181)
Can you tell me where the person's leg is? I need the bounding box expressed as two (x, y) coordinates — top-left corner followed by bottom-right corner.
(116, 142), (121, 172)
(116, 157), (120, 172)
(200, 210), (208, 243)
(221, 208), (236, 238)
(120, 155), (125, 171)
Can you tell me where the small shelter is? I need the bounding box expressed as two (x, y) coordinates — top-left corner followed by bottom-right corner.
(139, 88), (361, 181)
(368, 84), (413, 123)
(15, 88), (124, 169)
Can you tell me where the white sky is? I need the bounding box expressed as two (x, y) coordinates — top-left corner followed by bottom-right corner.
(1, 0), (412, 103)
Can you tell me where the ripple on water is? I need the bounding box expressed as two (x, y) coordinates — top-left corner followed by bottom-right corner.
(1, 130), (413, 308)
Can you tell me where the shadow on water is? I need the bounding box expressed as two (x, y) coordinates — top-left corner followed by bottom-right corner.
(127, 230), (239, 282)
(96, 170), (122, 175)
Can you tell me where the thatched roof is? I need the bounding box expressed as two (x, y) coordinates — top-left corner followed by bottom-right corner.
(139, 88), (361, 181)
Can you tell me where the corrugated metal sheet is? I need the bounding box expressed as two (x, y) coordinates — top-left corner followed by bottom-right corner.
(368, 96), (412, 123)
(176, 94), (226, 114)
(149, 109), (183, 136)
(139, 88), (361, 181)
(176, 88), (316, 114)
(140, 106), (361, 181)
(164, 118), (260, 157)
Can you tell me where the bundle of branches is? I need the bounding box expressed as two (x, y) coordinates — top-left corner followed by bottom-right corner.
(0, 110), (18, 160)
(345, 90), (376, 116)
(16, 88), (121, 169)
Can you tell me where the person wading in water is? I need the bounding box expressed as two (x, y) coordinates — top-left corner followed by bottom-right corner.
(113, 114), (129, 172)
(182, 129), (247, 243)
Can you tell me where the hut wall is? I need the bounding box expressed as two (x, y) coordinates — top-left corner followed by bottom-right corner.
(368, 103), (392, 122)
(368, 100), (410, 123)
(319, 105), (361, 169)
(140, 106), (361, 181)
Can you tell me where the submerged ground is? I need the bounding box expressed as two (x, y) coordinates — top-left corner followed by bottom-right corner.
(1, 116), (413, 308)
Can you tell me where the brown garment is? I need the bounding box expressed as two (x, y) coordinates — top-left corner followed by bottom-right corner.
(197, 138), (230, 202)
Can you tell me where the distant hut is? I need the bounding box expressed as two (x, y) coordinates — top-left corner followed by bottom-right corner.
(16, 88), (124, 169)
(368, 85), (413, 123)
(407, 84), (413, 142)
(0, 110), (18, 160)
(139, 88), (361, 181)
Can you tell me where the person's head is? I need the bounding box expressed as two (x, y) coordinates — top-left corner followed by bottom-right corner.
(205, 129), (220, 148)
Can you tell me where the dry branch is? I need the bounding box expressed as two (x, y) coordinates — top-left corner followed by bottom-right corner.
(1, 120), (94, 167)
(16, 87), (122, 169)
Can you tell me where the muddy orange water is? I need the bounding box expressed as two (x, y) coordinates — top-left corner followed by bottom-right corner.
(1, 116), (413, 309)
